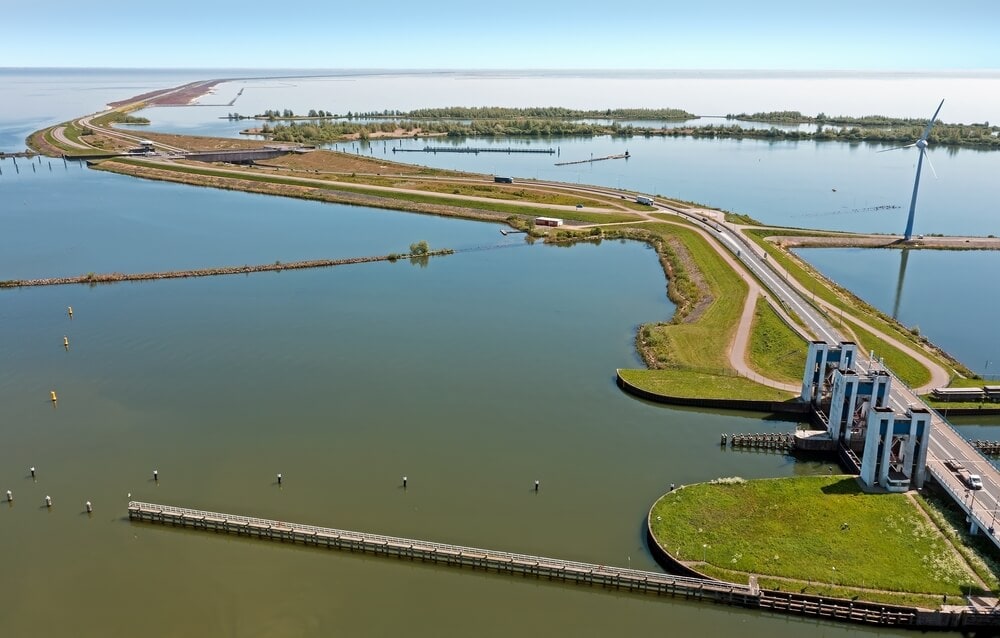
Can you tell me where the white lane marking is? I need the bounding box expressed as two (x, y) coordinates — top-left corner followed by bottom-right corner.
(716, 230), (839, 343)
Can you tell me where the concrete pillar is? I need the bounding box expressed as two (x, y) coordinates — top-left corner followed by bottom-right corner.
(878, 416), (895, 489)
(801, 342), (829, 403)
(828, 370), (859, 442)
(871, 372), (892, 409)
(912, 410), (931, 489)
(839, 341), (857, 370)
(861, 407), (894, 489)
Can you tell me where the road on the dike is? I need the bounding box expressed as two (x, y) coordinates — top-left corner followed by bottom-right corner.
(647, 197), (1000, 553)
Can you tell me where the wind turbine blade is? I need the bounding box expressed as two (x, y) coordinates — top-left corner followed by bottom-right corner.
(920, 98), (945, 141)
(923, 148), (938, 179)
(877, 144), (916, 153)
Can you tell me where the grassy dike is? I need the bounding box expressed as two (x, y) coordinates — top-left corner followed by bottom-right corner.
(95, 158), (641, 224)
(747, 296), (808, 384)
(744, 227), (968, 381)
(582, 222), (798, 402)
(649, 476), (997, 608)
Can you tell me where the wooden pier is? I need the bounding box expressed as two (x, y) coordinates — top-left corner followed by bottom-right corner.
(128, 501), (756, 603)
(125, 501), (998, 628)
(393, 146), (555, 154)
(554, 152), (629, 166)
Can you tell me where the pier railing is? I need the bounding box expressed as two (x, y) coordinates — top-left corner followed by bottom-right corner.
(128, 501), (751, 600)
(128, 501), (984, 627)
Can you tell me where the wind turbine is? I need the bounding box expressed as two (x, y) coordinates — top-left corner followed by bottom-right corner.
(879, 99), (944, 241)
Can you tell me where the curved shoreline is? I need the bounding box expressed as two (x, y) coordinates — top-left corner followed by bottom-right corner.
(643, 483), (985, 629)
(615, 369), (807, 415)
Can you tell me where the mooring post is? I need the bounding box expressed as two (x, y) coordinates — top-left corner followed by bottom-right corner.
(534, 480), (539, 492)
(45, 495), (52, 508)
(86, 501), (92, 513)
(277, 473), (282, 485)
(30, 467), (36, 479)
(153, 470), (158, 482)
(402, 476), (407, 489)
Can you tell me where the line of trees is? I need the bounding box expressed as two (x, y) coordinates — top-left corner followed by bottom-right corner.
(727, 110), (996, 130)
(667, 123), (1000, 147)
(254, 114), (1000, 148)
(351, 106), (695, 120)
(264, 118), (649, 143)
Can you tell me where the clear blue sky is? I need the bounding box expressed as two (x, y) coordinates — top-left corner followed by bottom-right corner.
(4, 0), (996, 69)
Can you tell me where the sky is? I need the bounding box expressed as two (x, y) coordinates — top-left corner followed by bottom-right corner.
(2, 0), (997, 70)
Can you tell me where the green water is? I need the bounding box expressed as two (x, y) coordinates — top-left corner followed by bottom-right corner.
(0, 170), (912, 637)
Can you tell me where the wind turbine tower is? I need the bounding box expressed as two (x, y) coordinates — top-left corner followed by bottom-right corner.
(880, 99), (944, 241)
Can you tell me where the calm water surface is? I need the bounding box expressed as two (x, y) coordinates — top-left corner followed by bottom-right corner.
(796, 248), (1000, 379)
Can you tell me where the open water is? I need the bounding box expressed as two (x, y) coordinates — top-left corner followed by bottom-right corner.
(1, 68), (994, 636)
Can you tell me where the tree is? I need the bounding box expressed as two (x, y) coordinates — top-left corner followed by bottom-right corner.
(409, 240), (430, 255)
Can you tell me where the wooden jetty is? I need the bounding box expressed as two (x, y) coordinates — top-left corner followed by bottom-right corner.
(128, 501), (755, 602)
(0, 151), (39, 159)
(394, 146), (555, 154)
(127, 501), (996, 629)
(554, 151), (630, 166)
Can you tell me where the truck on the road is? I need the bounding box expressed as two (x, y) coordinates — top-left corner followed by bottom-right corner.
(635, 195), (654, 206)
(957, 468), (984, 490)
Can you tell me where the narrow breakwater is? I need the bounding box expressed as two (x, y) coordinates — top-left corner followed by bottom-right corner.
(0, 251), (453, 288)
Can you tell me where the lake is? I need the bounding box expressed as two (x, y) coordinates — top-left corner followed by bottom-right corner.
(0, 68), (993, 636)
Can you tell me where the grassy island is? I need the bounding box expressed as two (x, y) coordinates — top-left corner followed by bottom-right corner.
(649, 476), (999, 608)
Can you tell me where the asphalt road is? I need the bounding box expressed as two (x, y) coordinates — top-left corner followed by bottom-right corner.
(651, 200), (1000, 550)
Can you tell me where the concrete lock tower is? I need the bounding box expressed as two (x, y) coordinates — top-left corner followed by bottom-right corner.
(800, 341), (857, 405)
(801, 341), (930, 492)
(859, 406), (930, 492)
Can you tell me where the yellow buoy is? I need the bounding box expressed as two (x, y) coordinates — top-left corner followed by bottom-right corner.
(67, 306), (73, 317)
(63, 336), (69, 348)
(50, 391), (57, 402)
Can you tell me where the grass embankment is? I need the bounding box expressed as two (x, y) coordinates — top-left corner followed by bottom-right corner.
(649, 476), (993, 608)
(248, 148), (467, 176)
(90, 110), (150, 127)
(635, 223), (747, 369)
(100, 159), (638, 224)
(841, 317), (931, 389)
(618, 369), (792, 402)
(253, 169), (641, 212)
(609, 223), (795, 401)
(748, 296), (808, 384)
(744, 228), (965, 379)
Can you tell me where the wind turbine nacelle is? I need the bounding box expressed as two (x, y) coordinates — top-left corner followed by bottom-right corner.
(915, 138), (928, 150)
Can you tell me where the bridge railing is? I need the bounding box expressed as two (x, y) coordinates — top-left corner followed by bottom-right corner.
(128, 501), (750, 592)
